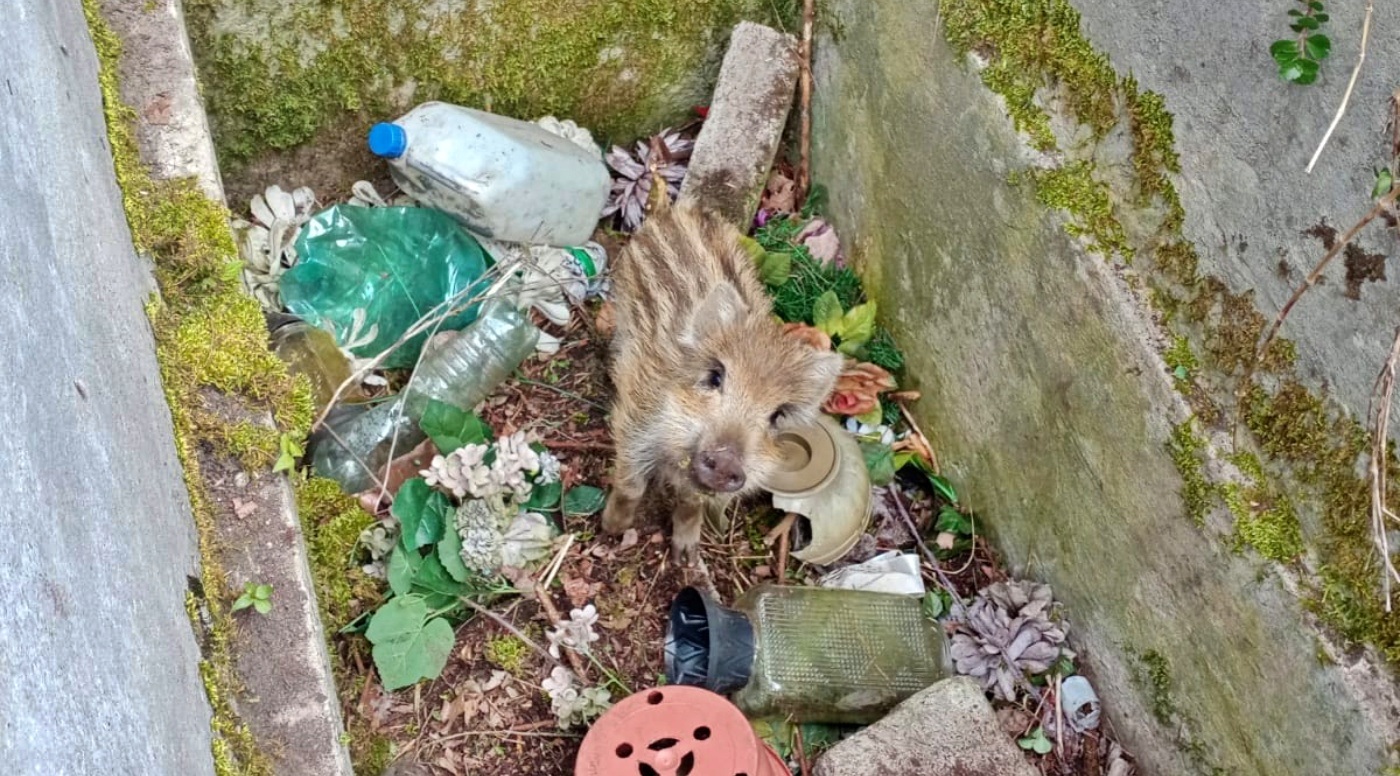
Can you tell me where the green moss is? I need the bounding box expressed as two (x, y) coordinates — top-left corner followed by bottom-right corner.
(1167, 420), (1213, 526)
(485, 635), (533, 677)
(1025, 161), (1132, 259)
(84, 1), (324, 771)
(1138, 649), (1176, 725)
(981, 63), (1056, 151)
(1123, 78), (1183, 226)
(942, 0), (1117, 135)
(185, 0), (775, 166)
(297, 476), (382, 631)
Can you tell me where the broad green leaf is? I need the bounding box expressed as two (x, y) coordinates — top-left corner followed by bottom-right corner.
(437, 527), (471, 583)
(562, 485), (607, 516)
(1314, 13), (1328, 22)
(859, 441), (896, 487)
(1280, 61), (1306, 82)
(906, 457), (958, 503)
(1286, 8), (1303, 16)
(893, 451), (915, 471)
(812, 290), (844, 335)
(231, 595), (252, 612)
(366, 595), (430, 645)
(387, 547), (423, 596)
(838, 302), (877, 350)
(370, 603), (455, 690)
(936, 505), (972, 536)
(523, 480), (563, 511)
(1173, 364), (1189, 381)
(254, 584), (272, 599)
(921, 591), (945, 620)
(1374, 169), (1394, 199)
(738, 235), (768, 265)
(420, 399), (492, 454)
(412, 553), (471, 598)
(253, 599), (272, 615)
(1304, 34), (1330, 60)
(1307, 0), (1324, 11)
(759, 252), (793, 286)
(393, 478), (449, 549)
(1269, 39), (1298, 63)
(1294, 15), (1319, 30)
(1294, 59), (1320, 84)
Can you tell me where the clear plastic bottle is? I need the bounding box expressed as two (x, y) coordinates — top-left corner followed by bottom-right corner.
(666, 585), (948, 725)
(269, 319), (361, 414)
(367, 103), (611, 247)
(309, 299), (540, 493)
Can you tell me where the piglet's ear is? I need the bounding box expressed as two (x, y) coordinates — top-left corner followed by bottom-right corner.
(681, 283), (748, 347)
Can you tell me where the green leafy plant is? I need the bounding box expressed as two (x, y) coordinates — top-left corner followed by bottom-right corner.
(365, 594), (457, 690)
(273, 432), (303, 474)
(1270, 0), (1331, 85)
(419, 399), (492, 453)
(813, 290), (878, 355)
(739, 235), (793, 286)
(232, 582), (273, 615)
(860, 440), (897, 486)
(562, 485), (607, 516)
(1373, 168), (1395, 199)
(1018, 726), (1053, 755)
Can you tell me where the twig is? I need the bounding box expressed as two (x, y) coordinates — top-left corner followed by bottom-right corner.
(794, 0), (816, 204)
(1248, 186), (1400, 388)
(458, 597), (565, 671)
(777, 527), (791, 585)
(898, 401), (940, 474)
(1305, 0), (1374, 174)
(794, 722), (812, 776)
(433, 727), (580, 743)
(1368, 325), (1400, 611)
(1055, 673), (1065, 759)
(541, 439), (614, 452)
(763, 512), (799, 547)
(890, 486), (966, 619)
(533, 585), (590, 681)
(513, 376), (609, 413)
(539, 533), (575, 592)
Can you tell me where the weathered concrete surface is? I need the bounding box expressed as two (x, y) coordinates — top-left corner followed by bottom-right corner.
(183, 0), (787, 200)
(94, 1), (354, 773)
(0, 0), (214, 772)
(680, 22), (799, 227)
(99, 0), (225, 199)
(811, 0), (1396, 773)
(813, 678), (1037, 776)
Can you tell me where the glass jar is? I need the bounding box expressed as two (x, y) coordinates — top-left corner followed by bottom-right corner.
(666, 584), (948, 725)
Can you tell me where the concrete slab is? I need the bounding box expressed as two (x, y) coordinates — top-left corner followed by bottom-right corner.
(679, 21), (799, 227)
(813, 678), (1037, 776)
(0, 0), (215, 772)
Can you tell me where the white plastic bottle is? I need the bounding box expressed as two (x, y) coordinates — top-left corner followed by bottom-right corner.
(368, 103), (611, 247)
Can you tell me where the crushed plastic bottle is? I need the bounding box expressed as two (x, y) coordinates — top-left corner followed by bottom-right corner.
(308, 298), (540, 493)
(367, 102), (611, 247)
(279, 204), (493, 370)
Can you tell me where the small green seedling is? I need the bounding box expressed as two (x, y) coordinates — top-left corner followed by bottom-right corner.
(232, 582), (273, 615)
(273, 432), (303, 474)
(1270, 0), (1330, 85)
(1018, 726), (1053, 755)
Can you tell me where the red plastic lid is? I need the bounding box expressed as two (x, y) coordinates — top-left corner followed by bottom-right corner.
(575, 686), (787, 776)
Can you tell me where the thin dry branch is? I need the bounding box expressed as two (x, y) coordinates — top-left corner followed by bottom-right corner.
(1368, 325), (1400, 612)
(794, 0), (816, 204)
(1249, 186), (1400, 384)
(1306, 0), (1374, 174)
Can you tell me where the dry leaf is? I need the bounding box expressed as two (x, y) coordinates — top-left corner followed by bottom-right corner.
(781, 322), (833, 351)
(617, 528), (640, 551)
(563, 575), (599, 608)
(754, 565), (772, 578)
(936, 531), (957, 550)
(761, 169), (797, 214)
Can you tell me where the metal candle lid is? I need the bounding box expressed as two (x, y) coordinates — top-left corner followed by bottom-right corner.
(765, 421), (839, 498)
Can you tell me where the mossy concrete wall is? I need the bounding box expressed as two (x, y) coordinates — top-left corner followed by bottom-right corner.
(814, 0), (1400, 773)
(184, 0), (788, 200)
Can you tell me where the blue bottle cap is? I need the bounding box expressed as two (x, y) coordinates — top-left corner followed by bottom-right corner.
(367, 122), (407, 159)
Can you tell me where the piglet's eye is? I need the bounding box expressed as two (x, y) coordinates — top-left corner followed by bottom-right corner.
(704, 364), (725, 390)
(769, 404), (793, 428)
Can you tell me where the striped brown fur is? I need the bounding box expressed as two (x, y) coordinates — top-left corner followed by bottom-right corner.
(602, 200), (843, 563)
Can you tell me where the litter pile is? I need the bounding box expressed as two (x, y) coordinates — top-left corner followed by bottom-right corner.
(239, 25), (1135, 776)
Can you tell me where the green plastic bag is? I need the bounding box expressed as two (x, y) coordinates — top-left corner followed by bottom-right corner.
(280, 205), (493, 369)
